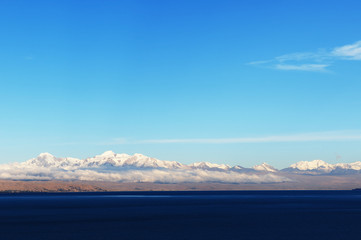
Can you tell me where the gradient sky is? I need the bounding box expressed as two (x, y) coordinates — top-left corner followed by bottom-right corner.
(1, 0), (360, 168)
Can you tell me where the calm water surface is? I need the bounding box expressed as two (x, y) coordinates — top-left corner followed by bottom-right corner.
(0, 191), (360, 240)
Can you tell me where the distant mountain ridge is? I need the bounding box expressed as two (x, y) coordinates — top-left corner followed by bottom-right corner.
(27, 151), (185, 170)
(0, 151), (359, 183)
(284, 159), (361, 174)
(0, 151), (288, 183)
(23, 151), (263, 172)
(24, 151), (361, 174)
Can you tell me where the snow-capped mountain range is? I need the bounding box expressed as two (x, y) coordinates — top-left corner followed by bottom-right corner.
(22, 151), (267, 172)
(0, 151), (359, 182)
(27, 151), (186, 170)
(285, 159), (361, 174)
(24, 151), (361, 174)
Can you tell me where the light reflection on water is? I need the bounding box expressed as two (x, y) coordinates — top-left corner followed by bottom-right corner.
(1, 190), (361, 201)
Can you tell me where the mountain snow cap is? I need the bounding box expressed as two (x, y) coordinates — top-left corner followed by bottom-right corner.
(290, 160), (330, 170)
(99, 151), (116, 157)
(253, 162), (278, 172)
(37, 152), (56, 159)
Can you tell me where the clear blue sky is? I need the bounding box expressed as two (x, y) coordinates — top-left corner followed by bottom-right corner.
(1, 0), (360, 168)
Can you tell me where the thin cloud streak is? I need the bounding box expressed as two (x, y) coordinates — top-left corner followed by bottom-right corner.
(275, 64), (328, 72)
(139, 131), (361, 144)
(275, 51), (329, 62)
(332, 41), (361, 60)
(58, 131), (361, 146)
(250, 40), (361, 71)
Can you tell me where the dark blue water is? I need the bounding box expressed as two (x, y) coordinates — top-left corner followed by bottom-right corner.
(1, 191), (361, 240)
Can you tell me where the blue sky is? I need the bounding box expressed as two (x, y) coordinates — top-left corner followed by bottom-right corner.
(0, 0), (360, 168)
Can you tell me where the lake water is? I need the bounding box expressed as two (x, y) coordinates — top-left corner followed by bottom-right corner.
(0, 191), (361, 239)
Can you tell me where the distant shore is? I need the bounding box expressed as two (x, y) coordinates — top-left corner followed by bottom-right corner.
(0, 173), (361, 192)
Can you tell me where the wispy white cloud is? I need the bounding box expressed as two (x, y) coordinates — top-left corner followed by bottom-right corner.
(248, 60), (273, 65)
(275, 51), (329, 63)
(137, 130), (361, 144)
(332, 41), (361, 60)
(250, 40), (361, 71)
(57, 130), (361, 146)
(275, 64), (328, 72)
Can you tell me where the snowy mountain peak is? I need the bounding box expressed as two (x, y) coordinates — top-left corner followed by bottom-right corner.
(99, 151), (116, 157)
(287, 159), (361, 173)
(190, 162), (230, 170)
(253, 162), (277, 172)
(37, 152), (56, 159)
(289, 160), (331, 171)
(25, 152), (59, 167)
